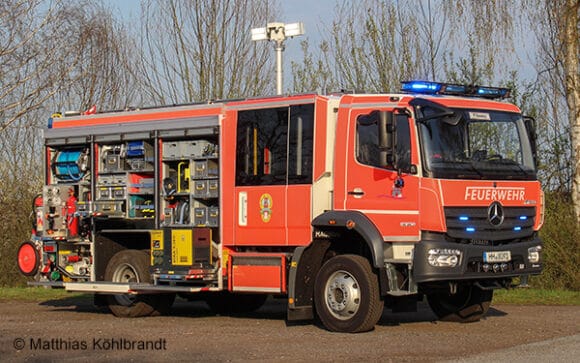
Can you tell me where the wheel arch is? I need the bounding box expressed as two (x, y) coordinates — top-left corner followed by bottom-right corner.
(311, 210), (384, 268)
(288, 211), (386, 321)
(94, 231), (151, 281)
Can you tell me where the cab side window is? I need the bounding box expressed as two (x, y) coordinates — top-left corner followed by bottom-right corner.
(394, 113), (411, 172)
(356, 111), (381, 167)
(356, 111), (411, 172)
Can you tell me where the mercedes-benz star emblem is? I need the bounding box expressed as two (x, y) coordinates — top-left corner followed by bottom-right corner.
(488, 201), (504, 227)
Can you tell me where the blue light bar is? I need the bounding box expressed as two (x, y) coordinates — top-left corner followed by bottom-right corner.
(401, 81), (442, 93)
(513, 226), (522, 231)
(476, 86), (509, 99)
(443, 84), (467, 94)
(400, 81), (510, 99)
(459, 216), (469, 221)
(519, 216), (528, 221)
(466, 227), (476, 233)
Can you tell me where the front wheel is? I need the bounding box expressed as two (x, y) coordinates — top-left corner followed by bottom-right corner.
(105, 249), (175, 317)
(426, 284), (493, 323)
(314, 254), (383, 333)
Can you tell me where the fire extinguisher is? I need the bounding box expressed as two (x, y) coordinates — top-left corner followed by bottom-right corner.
(31, 194), (43, 236)
(65, 187), (79, 237)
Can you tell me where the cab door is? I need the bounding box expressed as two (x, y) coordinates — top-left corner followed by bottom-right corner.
(337, 108), (420, 241)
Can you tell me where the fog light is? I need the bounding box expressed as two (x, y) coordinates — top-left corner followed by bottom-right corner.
(500, 263), (508, 272)
(428, 249), (461, 267)
(482, 264), (491, 272)
(493, 263), (500, 272)
(528, 245), (542, 263)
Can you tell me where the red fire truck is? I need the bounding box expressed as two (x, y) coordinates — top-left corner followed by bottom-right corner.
(17, 81), (543, 332)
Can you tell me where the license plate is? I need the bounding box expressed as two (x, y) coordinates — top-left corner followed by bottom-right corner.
(483, 251), (511, 263)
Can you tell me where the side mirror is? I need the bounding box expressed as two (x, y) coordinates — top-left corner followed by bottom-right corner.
(379, 111), (395, 167)
(523, 116), (538, 168)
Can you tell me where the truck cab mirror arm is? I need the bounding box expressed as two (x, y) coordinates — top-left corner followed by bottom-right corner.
(523, 116), (538, 168)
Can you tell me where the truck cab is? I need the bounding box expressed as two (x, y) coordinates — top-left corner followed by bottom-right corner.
(291, 82), (542, 331)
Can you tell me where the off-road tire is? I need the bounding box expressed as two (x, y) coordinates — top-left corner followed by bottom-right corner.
(427, 285), (493, 323)
(314, 254), (383, 333)
(105, 249), (175, 317)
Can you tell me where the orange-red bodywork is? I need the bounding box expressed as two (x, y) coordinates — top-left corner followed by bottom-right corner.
(42, 91), (543, 294)
(47, 93), (542, 247)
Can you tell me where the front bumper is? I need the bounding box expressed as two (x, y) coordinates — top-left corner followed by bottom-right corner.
(413, 234), (543, 283)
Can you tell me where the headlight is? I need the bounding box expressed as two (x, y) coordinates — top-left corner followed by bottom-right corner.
(428, 248), (461, 267)
(528, 245), (542, 263)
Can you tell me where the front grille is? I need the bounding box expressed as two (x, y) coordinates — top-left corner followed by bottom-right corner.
(445, 206), (535, 243)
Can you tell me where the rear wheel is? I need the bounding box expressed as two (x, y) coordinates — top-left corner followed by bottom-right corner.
(314, 254), (383, 333)
(427, 284), (493, 323)
(105, 249), (175, 317)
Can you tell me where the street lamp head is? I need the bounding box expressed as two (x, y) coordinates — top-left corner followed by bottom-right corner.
(251, 27), (268, 41)
(250, 21), (305, 95)
(251, 22), (305, 43)
(266, 22), (287, 42)
(284, 22), (305, 38)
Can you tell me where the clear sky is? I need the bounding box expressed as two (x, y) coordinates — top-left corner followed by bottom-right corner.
(280, 0), (334, 46)
(275, 0), (336, 68)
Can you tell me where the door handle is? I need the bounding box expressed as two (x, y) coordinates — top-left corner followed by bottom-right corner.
(348, 188), (365, 197)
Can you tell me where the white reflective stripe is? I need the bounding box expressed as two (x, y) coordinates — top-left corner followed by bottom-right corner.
(437, 180), (445, 205)
(63, 282), (132, 293)
(232, 287), (281, 293)
(338, 102), (401, 109)
(383, 235), (421, 242)
(356, 209), (419, 215)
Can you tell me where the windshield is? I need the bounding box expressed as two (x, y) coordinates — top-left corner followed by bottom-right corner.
(418, 107), (536, 180)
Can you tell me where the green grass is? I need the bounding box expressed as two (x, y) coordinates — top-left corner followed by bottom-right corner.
(493, 288), (580, 306)
(0, 287), (89, 302)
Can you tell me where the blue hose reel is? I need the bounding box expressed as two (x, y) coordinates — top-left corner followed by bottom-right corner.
(52, 149), (89, 181)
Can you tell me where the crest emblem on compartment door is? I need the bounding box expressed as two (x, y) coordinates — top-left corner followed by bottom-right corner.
(259, 193), (273, 223)
(488, 201), (504, 227)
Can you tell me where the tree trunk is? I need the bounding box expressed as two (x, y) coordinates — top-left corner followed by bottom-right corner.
(563, 0), (580, 223)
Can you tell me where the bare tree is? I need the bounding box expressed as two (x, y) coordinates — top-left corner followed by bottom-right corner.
(525, 0), (580, 221)
(290, 0), (529, 94)
(0, 0), (139, 286)
(1, 0), (139, 188)
(291, 39), (338, 93)
(0, 0), (65, 285)
(0, 1), (70, 134)
(561, 0), (580, 223)
(417, 0), (449, 81)
(45, 2), (140, 113)
(291, 0), (455, 93)
(135, 0), (280, 105)
(325, 0), (423, 92)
